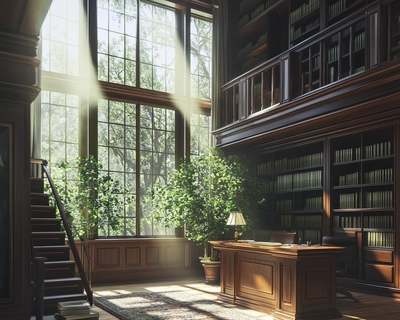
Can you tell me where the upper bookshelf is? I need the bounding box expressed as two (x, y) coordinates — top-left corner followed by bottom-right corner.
(290, 0), (320, 46)
(230, 0), (288, 77)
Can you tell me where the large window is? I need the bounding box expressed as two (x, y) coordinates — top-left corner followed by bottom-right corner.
(39, 0), (212, 237)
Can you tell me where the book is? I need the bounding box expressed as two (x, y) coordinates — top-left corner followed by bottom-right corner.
(54, 310), (99, 320)
(57, 300), (90, 312)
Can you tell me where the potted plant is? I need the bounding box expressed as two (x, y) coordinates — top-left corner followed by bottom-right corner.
(150, 148), (262, 283)
(50, 155), (131, 240)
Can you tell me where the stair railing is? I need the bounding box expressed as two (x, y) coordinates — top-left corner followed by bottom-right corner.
(31, 158), (93, 306)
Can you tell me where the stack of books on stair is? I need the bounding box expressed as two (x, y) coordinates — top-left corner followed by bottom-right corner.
(54, 300), (99, 320)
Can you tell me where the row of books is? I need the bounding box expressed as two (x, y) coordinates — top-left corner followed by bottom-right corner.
(364, 141), (392, 159)
(338, 190), (394, 209)
(335, 147), (361, 163)
(354, 32), (365, 51)
(328, 0), (348, 19)
(54, 300), (98, 320)
(296, 229), (321, 245)
(331, 214), (394, 229)
(237, 3), (264, 29)
(290, 0), (319, 23)
(335, 141), (393, 163)
(237, 33), (267, 60)
(367, 232), (394, 248)
(258, 152), (323, 175)
(291, 18), (319, 40)
(267, 214), (322, 228)
(339, 192), (359, 209)
(333, 215), (361, 228)
(364, 168), (393, 184)
(275, 170), (322, 191)
(365, 190), (393, 208)
(339, 171), (358, 186)
(275, 196), (323, 211)
(364, 214), (394, 229)
(241, 51), (267, 73)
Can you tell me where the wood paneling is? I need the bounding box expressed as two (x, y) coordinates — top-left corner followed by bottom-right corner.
(74, 239), (202, 283)
(125, 247), (140, 266)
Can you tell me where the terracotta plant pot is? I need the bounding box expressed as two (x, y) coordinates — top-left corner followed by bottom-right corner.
(201, 260), (220, 284)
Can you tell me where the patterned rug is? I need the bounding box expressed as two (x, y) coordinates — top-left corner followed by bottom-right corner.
(94, 290), (259, 320)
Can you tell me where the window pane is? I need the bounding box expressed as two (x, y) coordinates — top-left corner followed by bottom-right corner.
(139, 105), (175, 236)
(139, 1), (176, 93)
(190, 15), (212, 100)
(190, 114), (211, 157)
(41, 0), (81, 76)
(97, 0), (137, 86)
(98, 99), (138, 236)
(41, 91), (79, 171)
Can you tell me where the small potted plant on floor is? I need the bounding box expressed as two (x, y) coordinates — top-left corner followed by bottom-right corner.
(150, 148), (262, 283)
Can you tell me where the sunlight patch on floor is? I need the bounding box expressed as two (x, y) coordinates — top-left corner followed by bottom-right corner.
(93, 289), (131, 297)
(340, 316), (366, 320)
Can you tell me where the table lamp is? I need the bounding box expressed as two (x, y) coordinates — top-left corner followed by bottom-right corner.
(226, 211), (246, 241)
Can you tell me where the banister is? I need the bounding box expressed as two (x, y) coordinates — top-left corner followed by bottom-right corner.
(31, 158), (93, 306)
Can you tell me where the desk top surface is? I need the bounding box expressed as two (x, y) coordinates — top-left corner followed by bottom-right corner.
(210, 240), (344, 257)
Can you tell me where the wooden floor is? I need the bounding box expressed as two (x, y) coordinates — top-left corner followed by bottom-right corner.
(40, 276), (400, 319)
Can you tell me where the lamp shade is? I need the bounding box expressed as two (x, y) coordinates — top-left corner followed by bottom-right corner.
(226, 211), (246, 226)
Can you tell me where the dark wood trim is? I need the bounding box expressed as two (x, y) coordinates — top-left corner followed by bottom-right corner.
(214, 61), (400, 150)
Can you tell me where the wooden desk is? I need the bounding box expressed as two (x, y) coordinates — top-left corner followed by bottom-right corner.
(210, 241), (344, 320)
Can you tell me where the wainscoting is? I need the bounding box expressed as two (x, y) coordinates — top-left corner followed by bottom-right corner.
(73, 238), (204, 284)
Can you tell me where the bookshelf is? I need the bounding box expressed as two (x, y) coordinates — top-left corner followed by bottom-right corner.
(326, 18), (366, 84)
(255, 142), (324, 245)
(331, 126), (395, 284)
(326, 0), (368, 26)
(290, 0), (320, 46)
(231, 0), (288, 77)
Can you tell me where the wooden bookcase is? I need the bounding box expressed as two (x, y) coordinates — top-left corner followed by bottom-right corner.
(254, 124), (397, 286)
(255, 141), (324, 245)
(330, 126), (395, 284)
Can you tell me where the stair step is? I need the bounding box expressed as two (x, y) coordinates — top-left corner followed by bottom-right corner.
(31, 192), (50, 205)
(31, 218), (61, 232)
(31, 177), (44, 193)
(44, 261), (76, 279)
(31, 205), (56, 218)
(33, 245), (70, 261)
(44, 277), (84, 296)
(43, 293), (88, 315)
(32, 232), (66, 246)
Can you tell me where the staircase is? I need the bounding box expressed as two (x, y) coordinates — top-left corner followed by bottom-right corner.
(31, 176), (88, 315)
